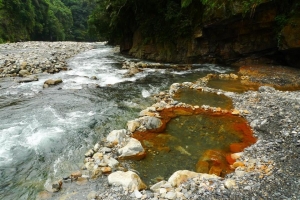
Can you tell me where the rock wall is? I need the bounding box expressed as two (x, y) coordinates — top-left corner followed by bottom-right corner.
(122, 1), (300, 67)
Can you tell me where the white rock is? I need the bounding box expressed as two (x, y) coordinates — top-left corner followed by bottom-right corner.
(134, 190), (143, 198)
(108, 171), (147, 191)
(168, 170), (219, 187)
(150, 180), (167, 192)
(127, 120), (140, 132)
(165, 191), (176, 200)
(93, 143), (100, 152)
(106, 129), (127, 144)
(224, 179), (236, 189)
(103, 155), (119, 168)
(118, 138), (144, 157)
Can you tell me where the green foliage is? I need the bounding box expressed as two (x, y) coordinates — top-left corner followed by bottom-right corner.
(0, 0), (73, 42)
(62, 0), (96, 41)
(88, 0), (199, 43)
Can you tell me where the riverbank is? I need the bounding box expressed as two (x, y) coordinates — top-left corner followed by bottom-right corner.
(47, 65), (299, 199)
(0, 41), (95, 78)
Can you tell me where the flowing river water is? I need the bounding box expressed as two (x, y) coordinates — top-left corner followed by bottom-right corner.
(0, 44), (236, 199)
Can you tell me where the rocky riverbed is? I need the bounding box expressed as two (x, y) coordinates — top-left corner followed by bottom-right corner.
(45, 68), (299, 199)
(0, 41), (94, 78)
(1, 42), (298, 199)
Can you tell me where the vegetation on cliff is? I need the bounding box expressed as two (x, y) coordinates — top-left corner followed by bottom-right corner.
(87, 0), (299, 66)
(0, 0), (96, 42)
(88, 0), (298, 44)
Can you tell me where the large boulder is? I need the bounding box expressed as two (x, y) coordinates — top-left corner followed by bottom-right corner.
(140, 116), (163, 130)
(118, 138), (145, 159)
(106, 129), (127, 145)
(108, 171), (147, 191)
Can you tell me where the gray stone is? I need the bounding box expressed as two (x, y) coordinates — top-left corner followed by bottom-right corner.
(118, 138), (144, 158)
(18, 69), (30, 77)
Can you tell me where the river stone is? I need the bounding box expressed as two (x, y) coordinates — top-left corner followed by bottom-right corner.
(93, 143), (101, 152)
(16, 75), (38, 83)
(85, 149), (94, 157)
(150, 180), (167, 192)
(224, 179), (236, 189)
(165, 191), (176, 200)
(168, 170), (219, 187)
(106, 129), (127, 145)
(103, 155), (119, 168)
(140, 116), (163, 130)
(118, 138), (144, 158)
(70, 171), (82, 180)
(108, 171), (147, 191)
(19, 69), (30, 77)
(127, 120), (140, 132)
(51, 180), (62, 192)
(44, 79), (62, 86)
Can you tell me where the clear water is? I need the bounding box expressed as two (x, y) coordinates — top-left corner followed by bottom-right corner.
(207, 79), (259, 93)
(0, 44), (235, 199)
(131, 105), (254, 185)
(173, 88), (233, 109)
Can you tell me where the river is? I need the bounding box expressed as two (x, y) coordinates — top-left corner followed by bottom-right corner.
(0, 44), (235, 199)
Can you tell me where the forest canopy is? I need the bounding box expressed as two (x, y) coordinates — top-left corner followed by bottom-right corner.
(0, 0), (298, 43)
(0, 0), (95, 42)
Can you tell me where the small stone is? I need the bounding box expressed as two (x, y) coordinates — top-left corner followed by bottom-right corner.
(231, 109), (240, 115)
(244, 186), (251, 191)
(92, 167), (103, 179)
(85, 162), (95, 171)
(51, 180), (62, 192)
(232, 161), (245, 169)
(127, 120), (140, 132)
(101, 147), (112, 153)
(93, 143), (101, 152)
(70, 171), (82, 180)
(101, 167), (112, 174)
(134, 190), (143, 199)
(92, 152), (103, 160)
(19, 69), (30, 77)
(85, 149), (94, 157)
(150, 180), (167, 192)
(224, 179), (236, 189)
(87, 191), (98, 200)
(103, 155), (119, 168)
(165, 191), (176, 200)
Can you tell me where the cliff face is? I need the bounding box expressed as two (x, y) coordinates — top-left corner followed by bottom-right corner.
(122, 1), (300, 67)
